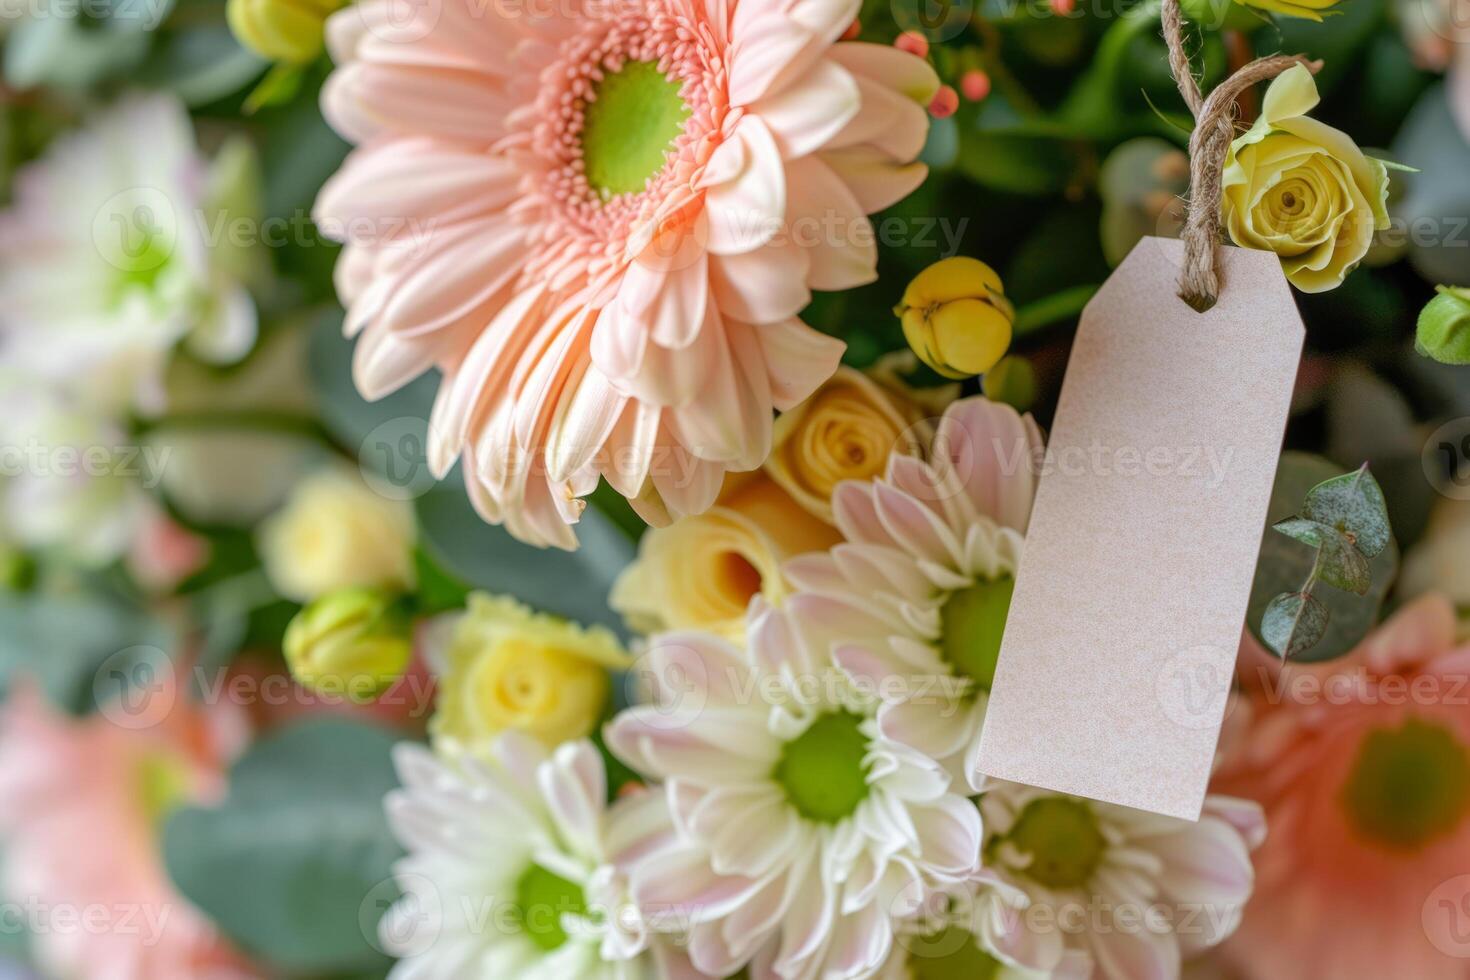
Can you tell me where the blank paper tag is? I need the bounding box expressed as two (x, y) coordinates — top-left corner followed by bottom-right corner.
(975, 238), (1304, 820)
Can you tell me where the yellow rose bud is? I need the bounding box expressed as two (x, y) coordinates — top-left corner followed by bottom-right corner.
(1234, 0), (1339, 20)
(766, 367), (926, 523)
(896, 257), (1015, 380)
(1221, 64), (1392, 293)
(611, 474), (841, 641)
(433, 593), (629, 749)
(228, 0), (342, 63)
(258, 467), (416, 603)
(284, 588), (412, 702)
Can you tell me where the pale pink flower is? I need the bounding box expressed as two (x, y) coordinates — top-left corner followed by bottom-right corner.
(779, 395), (1044, 792)
(606, 601), (982, 980)
(1215, 593), (1470, 980)
(315, 0), (939, 548)
(0, 682), (257, 980)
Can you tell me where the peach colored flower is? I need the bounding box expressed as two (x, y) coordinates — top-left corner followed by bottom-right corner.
(1215, 594), (1470, 980)
(314, 0), (938, 548)
(0, 681), (257, 980)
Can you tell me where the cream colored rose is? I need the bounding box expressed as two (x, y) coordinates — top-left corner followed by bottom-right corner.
(1221, 65), (1392, 293)
(765, 365), (937, 524)
(611, 474), (840, 640)
(258, 466), (415, 602)
(432, 593), (629, 749)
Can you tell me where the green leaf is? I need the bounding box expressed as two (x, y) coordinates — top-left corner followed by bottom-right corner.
(415, 485), (634, 635)
(0, 592), (176, 716)
(162, 718), (403, 975)
(1301, 465), (1392, 558)
(1261, 591), (1329, 659)
(1247, 454), (1399, 663)
(1272, 519), (1372, 596)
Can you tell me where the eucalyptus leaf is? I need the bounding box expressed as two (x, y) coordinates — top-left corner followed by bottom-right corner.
(1270, 517), (1371, 594)
(162, 718), (402, 974)
(1246, 454), (1399, 662)
(415, 485), (633, 635)
(1301, 466), (1392, 558)
(1261, 591), (1329, 659)
(0, 592), (176, 716)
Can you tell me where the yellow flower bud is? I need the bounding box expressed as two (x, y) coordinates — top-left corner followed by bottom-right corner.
(896, 257), (1014, 380)
(228, 0), (342, 64)
(284, 588), (413, 702)
(433, 593), (629, 750)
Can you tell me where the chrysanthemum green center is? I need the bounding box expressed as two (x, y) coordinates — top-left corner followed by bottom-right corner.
(1341, 718), (1470, 851)
(940, 576), (1015, 692)
(773, 711), (871, 824)
(136, 752), (192, 828)
(1005, 797), (1106, 890)
(905, 926), (1004, 980)
(511, 863), (587, 952)
(581, 60), (690, 199)
(111, 233), (175, 303)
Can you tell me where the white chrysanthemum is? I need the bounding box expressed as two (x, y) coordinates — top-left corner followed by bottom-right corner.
(979, 782), (1265, 980)
(871, 870), (1092, 980)
(777, 396), (1043, 792)
(379, 734), (656, 979)
(0, 93), (259, 414)
(606, 600), (983, 980)
(0, 380), (146, 565)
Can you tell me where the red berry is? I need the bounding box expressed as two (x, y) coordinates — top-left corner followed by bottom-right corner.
(929, 85), (959, 118)
(960, 69), (991, 102)
(894, 31), (929, 59)
(840, 18), (860, 40)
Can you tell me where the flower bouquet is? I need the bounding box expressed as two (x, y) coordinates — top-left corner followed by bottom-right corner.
(1, 0), (1469, 977)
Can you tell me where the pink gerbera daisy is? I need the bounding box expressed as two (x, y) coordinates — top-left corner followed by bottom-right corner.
(1215, 593), (1470, 980)
(314, 0), (939, 547)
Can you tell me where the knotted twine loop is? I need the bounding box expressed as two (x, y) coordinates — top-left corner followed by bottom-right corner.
(1160, 0), (1322, 311)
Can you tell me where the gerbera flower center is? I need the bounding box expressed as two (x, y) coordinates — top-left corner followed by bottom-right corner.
(939, 577), (1016, 692)
(1003, 797), (1107, 889)
(773, 711), (872, 823)
(511, 863), (588, 952)
(581, 60), (691, 199)
(906, 926), (1004, 980)
(1341, 718), (1470, 851)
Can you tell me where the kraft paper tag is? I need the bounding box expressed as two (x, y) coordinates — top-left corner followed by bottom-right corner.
(975, 237), (1304, 820)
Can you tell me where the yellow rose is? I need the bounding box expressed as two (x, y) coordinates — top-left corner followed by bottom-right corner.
(432, 593), (629, 749)
(1221, 64), (1392, 293)
(227, 0), (342, 63)
(766, 366), (929, 523)
(896, 257), (1014, 380)
(611, 474), (841, 640)
(258, 466), (416, 602)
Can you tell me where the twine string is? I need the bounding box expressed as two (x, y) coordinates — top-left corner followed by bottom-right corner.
(1159, 0), (1321, 311)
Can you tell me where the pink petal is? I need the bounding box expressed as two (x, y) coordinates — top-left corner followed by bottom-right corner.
(750, 58), (861, 159)
(753, 317), (845, 411)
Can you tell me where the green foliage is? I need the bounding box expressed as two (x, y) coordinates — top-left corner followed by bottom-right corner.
(162, 718), (403, 975)
(1254, 458), (1396, 660)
